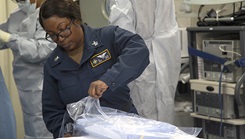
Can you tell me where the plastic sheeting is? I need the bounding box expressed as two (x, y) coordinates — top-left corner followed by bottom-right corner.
(66, 97), (201, 139)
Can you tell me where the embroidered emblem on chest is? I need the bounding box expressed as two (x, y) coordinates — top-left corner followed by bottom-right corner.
(90, 49), (111, 68)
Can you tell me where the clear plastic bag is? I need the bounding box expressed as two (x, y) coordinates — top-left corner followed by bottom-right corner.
(67, 96), (202, 139)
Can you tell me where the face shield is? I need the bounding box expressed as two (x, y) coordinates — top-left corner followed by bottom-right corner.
(15, 0), (37, 14)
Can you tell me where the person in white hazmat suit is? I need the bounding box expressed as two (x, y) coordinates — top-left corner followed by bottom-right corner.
(0, 67), (17, 139)
(109, 0), (181, 123)
(0, 0), (56, 138)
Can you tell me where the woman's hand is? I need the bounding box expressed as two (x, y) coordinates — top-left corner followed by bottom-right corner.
(63, 133), (72, 137)
(88, 80), (108, 99)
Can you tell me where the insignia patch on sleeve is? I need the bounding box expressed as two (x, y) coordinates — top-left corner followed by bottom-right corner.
(90, 49), (111, 68)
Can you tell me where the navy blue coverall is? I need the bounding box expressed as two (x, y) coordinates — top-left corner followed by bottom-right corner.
(42, 24), (149, 138)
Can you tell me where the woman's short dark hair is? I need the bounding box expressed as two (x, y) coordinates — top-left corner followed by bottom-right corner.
(39, 0), (82, 27)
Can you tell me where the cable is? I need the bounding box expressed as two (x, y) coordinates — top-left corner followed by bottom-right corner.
(234, 72), (245, 106)
(218, 67), (225, 139)
(218, 45), (242, 57)
(197, 5), (205, 22)
(180, 61), (189, 74)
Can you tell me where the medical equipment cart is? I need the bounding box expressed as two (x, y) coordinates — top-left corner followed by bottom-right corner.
(187, 26), (245, 139)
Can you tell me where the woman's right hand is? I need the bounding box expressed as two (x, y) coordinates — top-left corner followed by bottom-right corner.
(88, 80), (108, 99)
(63, 133), (72, 137)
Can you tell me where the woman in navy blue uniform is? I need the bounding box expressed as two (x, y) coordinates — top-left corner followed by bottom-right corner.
(39, 0), (149, 137)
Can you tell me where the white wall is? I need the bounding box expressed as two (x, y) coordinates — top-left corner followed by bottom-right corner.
(0, 1), (24, 139)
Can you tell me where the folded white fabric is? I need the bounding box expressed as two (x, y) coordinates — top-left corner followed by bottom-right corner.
(67, 97), (200, 139)
(74, 114), (198, 139)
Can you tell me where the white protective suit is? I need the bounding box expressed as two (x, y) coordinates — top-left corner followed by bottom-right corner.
(0, 5), (56, 139)
(0, 67), (17, 139)
(109, 0), (181, 123)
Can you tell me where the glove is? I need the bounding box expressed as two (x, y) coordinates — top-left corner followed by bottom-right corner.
(0, 30), (11, 43)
